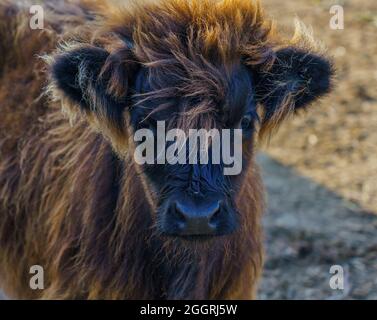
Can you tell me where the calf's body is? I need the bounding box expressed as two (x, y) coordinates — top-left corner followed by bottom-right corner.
(0, 0), (263, 299)
(0, 0), (333, 299)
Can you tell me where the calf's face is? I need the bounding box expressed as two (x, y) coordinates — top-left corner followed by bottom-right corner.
(50, 4), (333, 241)
(129, 64), (257, 238)
(51, 43), (333, 240)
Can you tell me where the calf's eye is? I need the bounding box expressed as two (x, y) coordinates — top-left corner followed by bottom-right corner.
(241, 115), (252, 131)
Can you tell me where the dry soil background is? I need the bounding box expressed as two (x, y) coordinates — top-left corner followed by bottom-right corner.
(258, 0), (377, 299)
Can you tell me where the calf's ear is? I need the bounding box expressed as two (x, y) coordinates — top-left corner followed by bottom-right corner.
(255, 47), (334, 135)
(50, 45), (135, 130)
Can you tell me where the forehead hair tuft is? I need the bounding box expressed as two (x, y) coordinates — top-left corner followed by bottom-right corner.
(106, 0), (275, 100)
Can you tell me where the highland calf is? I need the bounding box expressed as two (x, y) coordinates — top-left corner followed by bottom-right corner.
(0, 0), (333, 299)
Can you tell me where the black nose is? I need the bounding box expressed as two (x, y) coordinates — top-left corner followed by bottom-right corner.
(163, 196), (236, 237)
(174, 199), (220, 235)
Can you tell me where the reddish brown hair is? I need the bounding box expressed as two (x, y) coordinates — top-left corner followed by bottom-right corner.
(0, 0), (333, 299)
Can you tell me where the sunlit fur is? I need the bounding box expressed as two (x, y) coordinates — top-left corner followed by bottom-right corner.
(0, 0), (332, 299)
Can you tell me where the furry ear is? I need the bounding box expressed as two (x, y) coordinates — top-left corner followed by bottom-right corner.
(50, 45), (136, 130)
(255, 47), (334, 134)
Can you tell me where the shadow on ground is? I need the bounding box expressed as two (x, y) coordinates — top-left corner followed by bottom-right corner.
(258, 153), (377, 300)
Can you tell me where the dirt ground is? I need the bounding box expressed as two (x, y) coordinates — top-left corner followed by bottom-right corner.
(258, 155), (377, 299)
(258, 0), (377, 299)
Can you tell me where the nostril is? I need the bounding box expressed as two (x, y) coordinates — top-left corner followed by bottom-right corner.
(209, 206), (221, 226)
(174, 202), (186, 219)
(172, 201), (188, 230)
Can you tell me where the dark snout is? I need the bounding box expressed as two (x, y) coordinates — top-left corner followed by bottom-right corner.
(161, 194), (238, 237)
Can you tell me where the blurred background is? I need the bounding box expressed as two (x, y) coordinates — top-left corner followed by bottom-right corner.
(258, 0), (377, 299)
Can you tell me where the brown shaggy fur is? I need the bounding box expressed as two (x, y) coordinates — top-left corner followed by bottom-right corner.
(0, 0), (328, 299)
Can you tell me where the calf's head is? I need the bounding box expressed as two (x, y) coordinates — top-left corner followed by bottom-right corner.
(50, 0), (333, 241)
